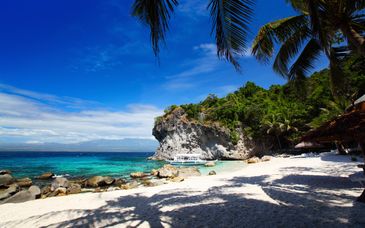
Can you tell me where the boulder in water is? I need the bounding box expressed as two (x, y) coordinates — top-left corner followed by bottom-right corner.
(151, 169), (159, 176)
(37, 172), (54, 180)
(157, 165), (178, 178)
(114, 178), (127, 186)
(1, 190), (34, 204)
(177, 167), (201, 178)
(0, 184), (19, 200)
(205, 161), (216, 167)
(16, 178), (33, 188)
(28, 186), (41, 198)
(169, 176), (184, 182)
(0, 170), (12, 175)
(55, 187), (67, 196)
(1, 186), (40, 204)
(67, 183), (82, 194)
(208, 170), (217, 175)
(121, 180), (139, 190)
(0, 174), (14, 186)
(85, 176), (115, 187)
(130, 172), (148, 178)
(51, 177), (69, 191)
(41, 186), (52, 197)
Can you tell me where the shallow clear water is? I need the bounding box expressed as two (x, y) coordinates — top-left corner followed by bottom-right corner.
(199, 161), (247, 175)
(0, 152), (246, 181)
(0, 152), (165, 179)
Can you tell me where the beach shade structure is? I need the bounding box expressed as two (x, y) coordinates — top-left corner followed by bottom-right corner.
(301, 111), (365, 144)
(301, 110), (365, 202)
(295, 141), (324, 149)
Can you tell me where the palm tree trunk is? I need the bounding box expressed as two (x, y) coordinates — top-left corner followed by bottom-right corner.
(340, 23), (365, 57)
(327, 49), (345, 98)
(276, 134), (282, 150)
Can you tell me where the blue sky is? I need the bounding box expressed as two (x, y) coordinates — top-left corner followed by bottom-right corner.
(0, 0), (329, 147)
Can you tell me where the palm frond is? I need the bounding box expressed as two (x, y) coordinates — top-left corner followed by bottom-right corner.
(287, 0), (309, 14)
(208, 0), (254, 70)
(273, 25), (311, 76)
(346, 0), (365, 12)
(252, 15), (307, 63)
(132, 0), (178, 56)
(288, 39), (322, 80)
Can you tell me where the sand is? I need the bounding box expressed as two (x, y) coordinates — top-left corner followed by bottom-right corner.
(0, 152), (364, 227)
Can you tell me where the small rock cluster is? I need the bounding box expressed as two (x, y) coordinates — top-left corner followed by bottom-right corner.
(0, 164), (205, 205)
(0, 170), (40, 204)
(246, 155), (273, 164)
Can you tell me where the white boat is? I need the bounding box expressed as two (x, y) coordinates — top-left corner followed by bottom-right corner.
(168, 154), (207, 165)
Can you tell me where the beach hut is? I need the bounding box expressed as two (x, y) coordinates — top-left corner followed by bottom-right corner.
(300, 95), (365, 202)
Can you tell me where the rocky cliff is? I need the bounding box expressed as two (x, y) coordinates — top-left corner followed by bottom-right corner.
(152, 108), (267, 160)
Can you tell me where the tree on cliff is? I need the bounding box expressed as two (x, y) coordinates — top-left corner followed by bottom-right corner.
(132, 0), (254, 70)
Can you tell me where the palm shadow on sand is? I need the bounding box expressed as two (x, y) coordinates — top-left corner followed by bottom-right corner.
(4, 170), (365, 228)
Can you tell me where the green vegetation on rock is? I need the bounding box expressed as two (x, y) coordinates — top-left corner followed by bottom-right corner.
(158, 57), (364, 149)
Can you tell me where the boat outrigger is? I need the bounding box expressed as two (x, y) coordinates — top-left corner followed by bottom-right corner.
(168, 154), (207, 165)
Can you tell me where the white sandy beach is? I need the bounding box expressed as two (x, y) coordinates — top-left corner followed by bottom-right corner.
(0, 152), (364, 228)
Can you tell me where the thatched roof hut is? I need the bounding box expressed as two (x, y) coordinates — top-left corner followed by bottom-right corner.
(301, 111), (365, 143)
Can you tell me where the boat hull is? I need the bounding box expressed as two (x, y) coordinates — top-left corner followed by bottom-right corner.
(168, 161), (206, 166)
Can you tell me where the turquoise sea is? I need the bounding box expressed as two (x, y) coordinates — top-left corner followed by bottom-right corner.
(0, 152), (245, 181)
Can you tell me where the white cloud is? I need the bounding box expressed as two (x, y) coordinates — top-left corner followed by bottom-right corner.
(0, 84), (163, 144)
(164, 43), (219, 83)
(178, 0), (209, 18)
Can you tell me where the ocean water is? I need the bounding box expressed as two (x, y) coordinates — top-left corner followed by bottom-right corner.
(0, 152), (165, 180)
(0, 152), (246, 181)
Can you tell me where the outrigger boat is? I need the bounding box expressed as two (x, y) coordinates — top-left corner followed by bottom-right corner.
(168, 153), (207, 165)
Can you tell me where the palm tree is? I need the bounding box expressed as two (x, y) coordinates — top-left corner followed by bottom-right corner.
(290, 0), (365, 57)
(262, 114), (298, 149)
(131, 0), (254, 70)
(251, 0), (365, 96)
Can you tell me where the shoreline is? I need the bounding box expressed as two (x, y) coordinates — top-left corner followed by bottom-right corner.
(1, 152), (364, 227)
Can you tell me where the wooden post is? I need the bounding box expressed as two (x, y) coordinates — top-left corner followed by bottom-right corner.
(357, 142), (365, 203)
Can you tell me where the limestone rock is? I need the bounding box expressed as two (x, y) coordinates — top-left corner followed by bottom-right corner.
(0, 191), (10, 201)
(151, 169), (159, 176)
(247, 157), (260, 164)
(15, 178), (32, 188)
(114, 178), (127, 186)
(1, 186), (40, 204)
(55, 187), (67, 195)
(37, 172), (54, 180)
(147, 179), (165, 187)
(0, 170), (12, 175)
(41, 186), (52, 197)
(67, 183), (81, 194)
(169, 176), (184, 182)
(152, 108), (268, 160)
(157, 165), (178, 178)
(0, 174), (14, 186)
(208, 171), (217, 175)
(85, 176), (115, 187)
(261, 155), (273, 162)
(121, 180), (139, 190)
(93, 187), (103, 193)
(1, 190), (35, 204)
(51, 177), (69, 191)
(177, 167), (201, 178)
(28, 186), (41, 198)
(0, 184), (19, 200)
(205, 161), (216, 167)
(130, 172), (148, 178)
